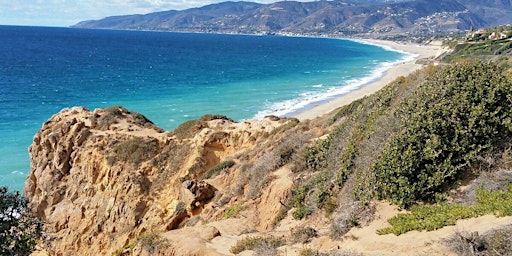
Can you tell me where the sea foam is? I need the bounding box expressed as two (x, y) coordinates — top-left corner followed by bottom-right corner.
(253, 45), (416, 119)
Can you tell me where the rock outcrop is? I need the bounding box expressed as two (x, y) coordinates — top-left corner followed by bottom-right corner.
(24, 106), (286, 255)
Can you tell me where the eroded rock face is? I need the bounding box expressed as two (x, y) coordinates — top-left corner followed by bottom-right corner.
(24, 106), (282, 255)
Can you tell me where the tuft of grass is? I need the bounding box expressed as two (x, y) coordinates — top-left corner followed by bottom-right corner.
(112, 242), (136, 256)
(378, 185), (512, 236)
(289, 226), (317, 244)
(202, 160), (235, 179)
(298, 249), (363, 256)
(271, 207), (288, 228)
(270, 118), (299, 135)
(222, 203), (243, 219)
(137, 233), (170, 254)
(229, 236), (285, 254)
(172, 119), (207, 140)
(200, 114), (234, 122)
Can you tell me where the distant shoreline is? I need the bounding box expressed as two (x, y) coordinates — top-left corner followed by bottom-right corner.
(293, 39), (447, 120)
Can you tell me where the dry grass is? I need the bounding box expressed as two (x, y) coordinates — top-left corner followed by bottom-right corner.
(108, 136), (160, 167)
(289, 226), (317, 244)
(229, 236), (285, 254)
(331, 201), (375, 239)
(446, 226), (512, 256)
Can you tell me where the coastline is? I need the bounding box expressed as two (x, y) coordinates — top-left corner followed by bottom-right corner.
(293, 39), (446, 120)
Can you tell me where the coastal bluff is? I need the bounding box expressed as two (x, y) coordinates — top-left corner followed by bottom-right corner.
(24, 106), (293, 255)
(22, 59), (512, 255)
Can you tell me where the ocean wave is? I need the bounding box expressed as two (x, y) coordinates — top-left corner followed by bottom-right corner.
(253, 48), (417, 119)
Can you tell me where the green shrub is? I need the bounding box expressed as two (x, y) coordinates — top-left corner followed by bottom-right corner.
(374, 61), (512, 207)
(304, 136), (332, 171)
(292, 205), (314, 220)
(0, 187), (43, 256)
(290, 171), (332, 219)
(378, 186), (512, 235)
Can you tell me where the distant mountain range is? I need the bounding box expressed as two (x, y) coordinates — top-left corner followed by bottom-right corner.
(73, 0), (512, 37)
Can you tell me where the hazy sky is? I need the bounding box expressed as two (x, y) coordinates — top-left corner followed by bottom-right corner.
(0, 0), (295, 27)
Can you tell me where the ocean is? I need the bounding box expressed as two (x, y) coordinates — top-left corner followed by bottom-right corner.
(0, 26), (411, 191)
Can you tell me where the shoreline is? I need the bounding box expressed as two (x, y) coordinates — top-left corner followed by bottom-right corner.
(293, 39), (446, 121)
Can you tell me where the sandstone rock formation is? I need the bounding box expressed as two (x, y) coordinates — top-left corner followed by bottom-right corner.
(24, 106), (289, 255)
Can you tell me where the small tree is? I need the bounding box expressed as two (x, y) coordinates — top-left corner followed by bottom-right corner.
(0, 187), (43, 255)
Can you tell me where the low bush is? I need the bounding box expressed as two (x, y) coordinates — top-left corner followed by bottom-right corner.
(289, 226), (317, 244)
(229, 236), (284, 254)
(172, 119), (207, 140)
(202, 160), (235, 179)
(290, 171), (332, 220)
(374, 61), (512, 208)
(446, 226), (512, 256)
(137, 233), (170, 254)
(331, 201), (374, 239)
(199, 114), (234, 122)
(378, 186), (512, 235)
(95, 106), (126, 129)
(109, 136), (159, 167)
(0, 187), (43, 256)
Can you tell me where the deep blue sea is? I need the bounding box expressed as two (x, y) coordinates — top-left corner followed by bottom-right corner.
(0, 26), (411, 191)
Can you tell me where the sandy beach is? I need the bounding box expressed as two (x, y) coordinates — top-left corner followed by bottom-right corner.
(294, 39), (447, 120)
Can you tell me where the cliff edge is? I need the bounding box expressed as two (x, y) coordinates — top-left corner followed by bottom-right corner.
(24, 106), (295, 255)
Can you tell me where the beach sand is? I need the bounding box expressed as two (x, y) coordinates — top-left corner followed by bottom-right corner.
(294, 39), (447, 120)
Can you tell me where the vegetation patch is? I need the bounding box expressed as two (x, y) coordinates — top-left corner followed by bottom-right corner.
(0, 187), (43, 255)
(202, 160), (235, 179)
(247, 133), (309, 199)
(446, 225), (512, 255)
(221, 203), (243, 219)
(199, 114), (234, 122)
(374, 61), (512, 208)
(290, 171), (332, 220)
(172, 119), (207, 140)
(137, 233), (170, 254)
(270, 118), (299, 135)
(297, 248), (362, 256)
(378, 186), (512, 236)
(289, 226), (317, 244)
(108, 136), (160, 167)
(229, 235), (285, 254)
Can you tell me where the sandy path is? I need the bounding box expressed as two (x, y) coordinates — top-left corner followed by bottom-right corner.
(338, 202), (512, 256)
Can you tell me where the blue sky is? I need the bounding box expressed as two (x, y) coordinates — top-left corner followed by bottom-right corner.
(0, 0), (292, 27)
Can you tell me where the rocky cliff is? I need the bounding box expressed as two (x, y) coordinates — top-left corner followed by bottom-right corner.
(24, 106), (303, 255)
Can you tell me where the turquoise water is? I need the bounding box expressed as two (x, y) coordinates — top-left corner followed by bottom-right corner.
(0, 26), (411, 191)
